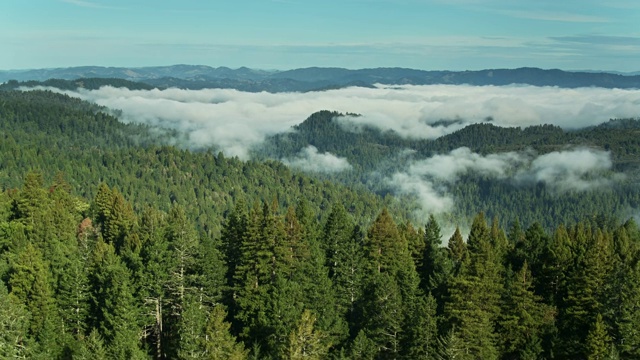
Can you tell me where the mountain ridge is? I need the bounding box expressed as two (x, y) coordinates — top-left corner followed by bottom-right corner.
(2, 65), (639, 91)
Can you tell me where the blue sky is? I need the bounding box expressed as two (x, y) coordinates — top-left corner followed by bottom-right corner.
(2, 0), (639, 71)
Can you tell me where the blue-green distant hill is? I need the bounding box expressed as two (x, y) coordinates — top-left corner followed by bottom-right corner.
(2, 65), (639, 91)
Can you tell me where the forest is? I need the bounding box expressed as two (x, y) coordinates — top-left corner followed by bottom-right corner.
(1, 88), (640, 359)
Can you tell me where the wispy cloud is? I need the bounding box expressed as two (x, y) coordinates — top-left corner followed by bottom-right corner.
(387, 147), (621, 216)
(61, 0), (114, 9)
(500, 10), (609, 23)
(282, 146), (352, 173)
(551, 35), (640, 46)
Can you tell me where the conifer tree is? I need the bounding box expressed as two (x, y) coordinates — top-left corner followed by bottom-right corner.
(585, 314), (613, 360)
(103, 188), (137, 252)
(12, 171), (47, 228)
(447, 227), (467, 273)
(221, 198), (248, 290)
(164, 204), (201, 358)
(359, 273), (404, 359)
(88, 240), (145, 359)
(400, 220), (424, 270)
(286, 310), (329, 360)
(421, 215), (452, 308)
(348, 330), (377, 360)
(608, 226), (640, 357)
(8, 243), (56, 341)
(540, 224), (573, 304)
(498, 261), (549, 360)
(288, 204), (348, 352)
(444, 213), (501, 360)
(0, 282), (30, 359)
(323, 204), (365, 322)
(286, 310), (328, 360)
(138, 207), (169, 359)
(366, 208), (406, 275)
(402, 293), (438, 360)
(323, 203), (355, 276)
(556, 225), (614, 358)
(75, 328), (108, 360)
(202, 305), (247, 360)
(176, 295), (208, 360)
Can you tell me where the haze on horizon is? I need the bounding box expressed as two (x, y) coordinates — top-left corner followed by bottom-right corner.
(2, 0), (639, 72)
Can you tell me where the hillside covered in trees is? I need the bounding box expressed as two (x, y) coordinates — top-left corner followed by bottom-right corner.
(260, 110), (640, 230)
(2, 172), (640, 359)
(1, 87), (640, 359)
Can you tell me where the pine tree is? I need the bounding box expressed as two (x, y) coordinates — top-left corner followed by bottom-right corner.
(202, 305), (247, 360)
(323, 204), (365, 321)
(138, 207), (169, 359)
(286, 310), (329, 360)
(222, 198), (248, 290)
(556, 225), (614, 359)
(348, 330), (377, 360)
(402, 293), (438, 360)
(323, 203), (355, 277)
(102, 188), (137, 252)
(498, 261), (549, 360)
(365, 208), (406, 275)
(88, 240), (145, 359)
(435, 327), (466, 360)
(165, 204), (201, 358)
(420, 215), (452, 311)
(447, 227), (467, 274)
(176, 295), (208, 360)
(289, 204), (348, 352)
(609, 226), (640, 357)
(444, 213), (501, 360)
(92, 183), (113, 228)
(8, 243), (56, 341)
(12, 171), (48, 228)
(540, 224), (573, 304)
(400, 220), (424, 271)
(75, 328), (108, 360)
(233, 202), (275, 344)
(585, 314), (613, 360)
(0, 282), (30, 359)
(359, 273), (404, 359)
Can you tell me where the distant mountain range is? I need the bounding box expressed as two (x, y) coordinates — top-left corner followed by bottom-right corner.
(1, 65), (639, 92)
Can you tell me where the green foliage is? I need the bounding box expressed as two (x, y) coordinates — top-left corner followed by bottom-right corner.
(286, 310), (329, 360)
(203, 305), (247, 360)
(586, 314), (613, 360)
(3, 89), (640, 359)
(0, 282), (30, 358)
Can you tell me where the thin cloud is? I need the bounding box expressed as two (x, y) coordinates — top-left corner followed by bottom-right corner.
(282, 146), (352, 173)
(61, 0), (120, 10)
(500, 10), (609, 23)
(551, 35), (640, 46)
(387, 147), (621, 217)
(517, 148), (621, 191)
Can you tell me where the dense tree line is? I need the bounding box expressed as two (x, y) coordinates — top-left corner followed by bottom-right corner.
(2, 175), (639, 359)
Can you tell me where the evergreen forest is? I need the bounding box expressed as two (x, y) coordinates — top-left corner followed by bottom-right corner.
(1, 87), (640, 359)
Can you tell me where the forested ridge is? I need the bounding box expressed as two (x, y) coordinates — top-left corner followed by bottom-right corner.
(2, 88), (640, 359)
(260, 111), (640, 230)
(0, 90), (396, 235)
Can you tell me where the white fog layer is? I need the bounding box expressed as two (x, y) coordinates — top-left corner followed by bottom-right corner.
(25, 84), (640, 158)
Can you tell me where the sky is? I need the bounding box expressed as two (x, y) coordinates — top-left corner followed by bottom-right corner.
(2, 0), (639, 72)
